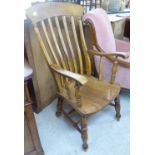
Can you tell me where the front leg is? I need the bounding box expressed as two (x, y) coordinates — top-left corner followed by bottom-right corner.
(81, 116), (88, 150)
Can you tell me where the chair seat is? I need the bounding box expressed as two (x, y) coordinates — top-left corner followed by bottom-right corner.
(61, 76), (120, 115)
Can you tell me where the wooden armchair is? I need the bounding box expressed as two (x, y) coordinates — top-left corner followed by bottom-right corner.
(26, 2), (128, 150)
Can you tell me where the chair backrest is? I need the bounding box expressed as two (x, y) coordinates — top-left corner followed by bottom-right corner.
(26, 2), (91, 76)
(83, 8), (116, 53)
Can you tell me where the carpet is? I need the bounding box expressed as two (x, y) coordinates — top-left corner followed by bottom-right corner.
(34, 91), (130, 155)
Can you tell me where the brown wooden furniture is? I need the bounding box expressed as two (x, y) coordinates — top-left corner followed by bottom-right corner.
(25, 16), (57, 113)
(26, 2), (128, 150)
(24, 1), (102, 113)
(24, 61), (44, 155)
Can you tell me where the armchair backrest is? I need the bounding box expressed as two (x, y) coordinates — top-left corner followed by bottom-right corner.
(83, 8), (116, 53)
(26, 2), (91, 91)
(26, 2), (91, 73)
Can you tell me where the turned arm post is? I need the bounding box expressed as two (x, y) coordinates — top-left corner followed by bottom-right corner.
(110, 56), (118, 84)
(88, 50), (128, 82)
(75, 81), (81, 107)
(99, 56), (103, 81)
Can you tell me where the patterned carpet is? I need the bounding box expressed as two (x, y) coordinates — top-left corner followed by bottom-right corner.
(35, 91), (130, 155)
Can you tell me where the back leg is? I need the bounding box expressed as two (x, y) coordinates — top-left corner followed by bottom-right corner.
(114, 95), (121, 121)
(56, 97), (63, 117)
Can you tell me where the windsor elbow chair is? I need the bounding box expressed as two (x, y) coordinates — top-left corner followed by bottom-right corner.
(26, 2), (128, 150)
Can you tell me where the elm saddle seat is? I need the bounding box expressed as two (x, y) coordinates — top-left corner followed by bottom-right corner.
(55, 70), (120, 116)
(26, 2), (128, 150)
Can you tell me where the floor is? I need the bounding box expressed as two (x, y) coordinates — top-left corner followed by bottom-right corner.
(34, 91), (130, 155)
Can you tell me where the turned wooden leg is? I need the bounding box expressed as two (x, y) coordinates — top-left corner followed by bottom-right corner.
(114, 95), (121, 121)
(56, 97), (63, 117)
(81, 116), (88, 150)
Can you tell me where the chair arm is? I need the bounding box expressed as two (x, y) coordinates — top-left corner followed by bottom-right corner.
(50, 64), (87, 107)
(88, 50), (129, 83)
(50, 64), (88, 85)
(88, 49), (129, 59)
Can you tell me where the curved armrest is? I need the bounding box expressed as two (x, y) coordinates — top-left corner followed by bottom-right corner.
(50, 64), (88, 85)
(88, 50), (129, 59)
(88, 50), (129, 83)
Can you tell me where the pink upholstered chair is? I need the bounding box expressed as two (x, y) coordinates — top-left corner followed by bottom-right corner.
(83, 8), (130, 90)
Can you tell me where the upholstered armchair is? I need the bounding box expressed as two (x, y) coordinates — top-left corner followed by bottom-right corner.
(83, 8), (130, 89)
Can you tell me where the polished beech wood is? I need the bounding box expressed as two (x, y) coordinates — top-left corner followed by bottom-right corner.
(81, 116), (88, 150)
(88, 49), (129, 59)
(26, 2), (128, 150)
(50, 64), (88, 85)
(63, 16), (78, 73)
